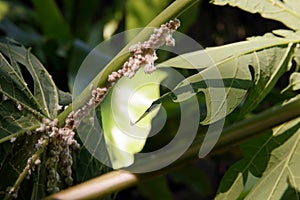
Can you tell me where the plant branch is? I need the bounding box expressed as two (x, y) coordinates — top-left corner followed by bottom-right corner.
(46, 98), (300, 200)
(57, 0), (199, 124)
(0, 125), (39, 144)
(5, 137), (48, 200)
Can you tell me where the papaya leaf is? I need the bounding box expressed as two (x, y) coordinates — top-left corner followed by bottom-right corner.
(100, 69), (168, 169)
(150, 31), (300, 124)
(76, 105), (111, 173)
(31, 0), (72, 41)
(245, 121), (300, 199)
(0, 43), (59, 118)
(211, 0), (300, 31)
(0, 43), (64, 198)
(289, 72), (300, 91)
(126, 0), (171, 30)
(0, 20), (42, 46)
(216, 116), (300, 200)
(176, 2), (199, 34)
(76, 98), (111, 178)
(25, 49), (59, 118)
(0, 133), (43, 200)
(74, 146), (110, 183)
(0, 43), (47, 142)
(57, 89), (72, 106)
(0, 99), (40, 141)
(0, 48), (43, 118)
(31, 154), (47, 200)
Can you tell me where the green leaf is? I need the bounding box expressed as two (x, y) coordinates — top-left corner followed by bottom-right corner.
(216, 117), (300, 199)
(289, 72), (300, 91)
(0, 20), (42, 46)
(173, 64), (250, 124)
(101, 69), (167, 169)
(0, 43), (64, 199)
(31, 0), (72, 41)
(0, 43), (60, 198)
(74, 147), (110, 183)
(155, 31), (300, 123)
(0, 99), (40, 141)
(176, 2), (199, 33)
(211, 0), (300, 31)
(0, 43), (59, 118)
(0, 134), (44, 200)
(0, 1), (8, 21)
(0, 53), (42, 118)
(245, 122), (300, 199)
(57, 0), (201, 122)
(61, 0), (101, 41)
(126, 0), (172, 30)
(57, 89), (72, 106)
(25, 49), (59, 118)
(76, 106), (111, 172)
(31, 154), (47, 200)
(0, 43), (46, 143)
(239, 41), (296, 117)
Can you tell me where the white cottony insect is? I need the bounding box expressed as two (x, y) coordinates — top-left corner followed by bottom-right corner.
(56, 104), (63, 111)
(34, 159), (41, 165)
(10, 137), (16, 143)
(2, 94), (8, 101)
(16, 103), (22, 111)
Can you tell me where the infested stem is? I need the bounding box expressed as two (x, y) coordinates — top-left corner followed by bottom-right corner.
(68, 18), (180, 131)
(5, 137), (48, 200)
(5, 0), (198, 198)
(0, 126), (39, 144)
(11, 17), (181, 198)
(57, 0), (199, 124)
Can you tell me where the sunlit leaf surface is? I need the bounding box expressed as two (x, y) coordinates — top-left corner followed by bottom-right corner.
(212, 0), (300, 31)
(101, 69), (167, 169)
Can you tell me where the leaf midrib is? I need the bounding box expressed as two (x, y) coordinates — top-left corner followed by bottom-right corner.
(246, 126), (300, 199)
(26, 50), (50, 117)
(266, 131), (300, 200)
(270, 0), (300, 22)
(220, 132), (276, 199)
(213, 39), (299, 69)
